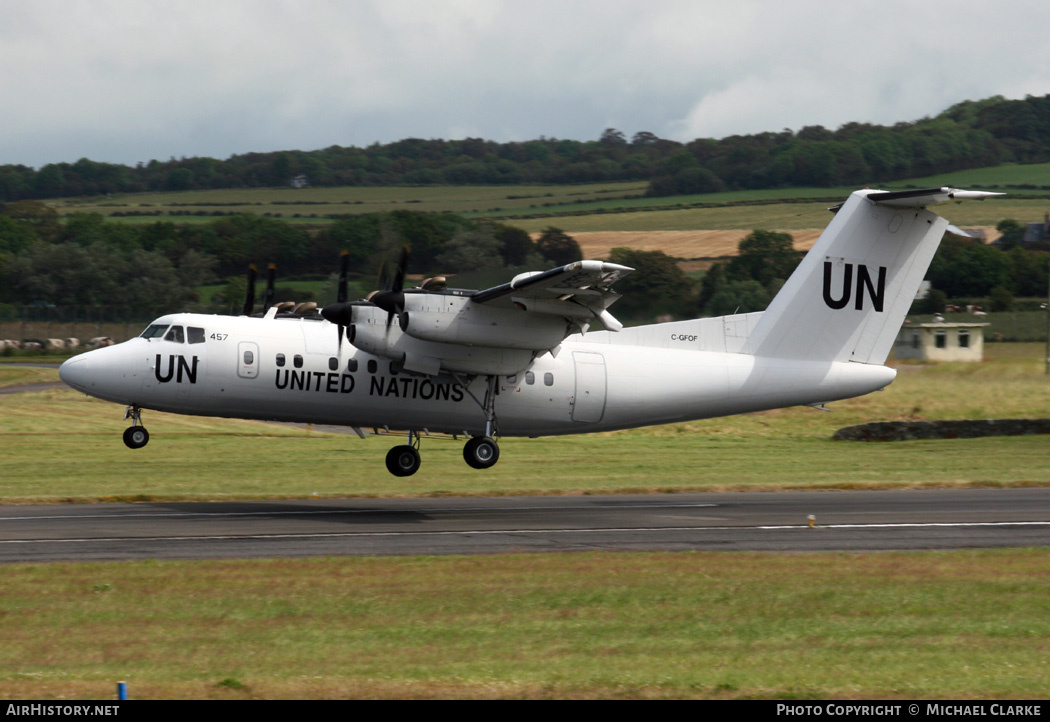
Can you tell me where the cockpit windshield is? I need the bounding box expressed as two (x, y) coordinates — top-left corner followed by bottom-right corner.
(141, 324), (169, 339)
(164, 326), (185, 343)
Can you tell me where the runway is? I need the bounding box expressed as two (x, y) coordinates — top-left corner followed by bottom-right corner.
(1, 488), (1048, 562)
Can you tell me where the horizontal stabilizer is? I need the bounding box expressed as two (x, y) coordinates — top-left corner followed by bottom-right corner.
(866, 187), (1003, 207)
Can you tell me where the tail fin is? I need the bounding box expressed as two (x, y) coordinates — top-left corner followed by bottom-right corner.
(744, 188), (1001, 365)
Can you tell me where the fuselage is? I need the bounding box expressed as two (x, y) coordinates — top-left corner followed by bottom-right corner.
(59, 311), (896, 437)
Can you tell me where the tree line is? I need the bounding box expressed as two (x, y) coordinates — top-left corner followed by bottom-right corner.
(3, 95), (1050, 203)
(0, 201), (589, 315)
(2, 201), (1046, 324)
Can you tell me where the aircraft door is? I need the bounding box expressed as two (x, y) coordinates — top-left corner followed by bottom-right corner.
(571, 351), (607, 422)
(237, 341), (260, 379)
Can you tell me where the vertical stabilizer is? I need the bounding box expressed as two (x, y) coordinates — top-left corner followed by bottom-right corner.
(744, 188), (999, 365)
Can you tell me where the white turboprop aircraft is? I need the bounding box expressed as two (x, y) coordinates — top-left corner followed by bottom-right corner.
(59, 187), (998, 476)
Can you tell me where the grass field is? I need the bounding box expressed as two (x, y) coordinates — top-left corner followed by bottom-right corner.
(1, 344), (1047, 502)
(1, 550), (1048, 699)
(2, 347), (1048, 699)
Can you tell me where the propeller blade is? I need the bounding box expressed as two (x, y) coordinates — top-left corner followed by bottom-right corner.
(372, 245), (410, 327)
(376, 260), (388, 290)
(242, 264), (257, 316)
(391, 245), (409, 293)
(263, 263), (276, 310)
(337, 250), (349, 304)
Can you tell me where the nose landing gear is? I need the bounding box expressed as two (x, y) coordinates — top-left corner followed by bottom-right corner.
(122, 406), (150, 449)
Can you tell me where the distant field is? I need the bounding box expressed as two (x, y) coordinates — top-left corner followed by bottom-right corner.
(511, 197), (1037, 233)
(567, 229), (825, 260)
(51, 162), (1050, 223)
(42, 164), (1049, 241)
(51, 182), (648, 221)
(896, 162), (1050, 191)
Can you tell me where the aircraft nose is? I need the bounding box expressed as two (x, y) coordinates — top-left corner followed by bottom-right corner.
(59, 354), (91, 391)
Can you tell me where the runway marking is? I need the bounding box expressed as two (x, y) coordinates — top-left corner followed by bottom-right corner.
(0, 502), (718, 523)
(759, 521), (1050, 529)
(2, 520), (1049, 545)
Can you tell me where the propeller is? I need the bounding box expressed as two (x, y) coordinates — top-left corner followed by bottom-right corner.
(323, 250), (355, 348)
(368, 245), (409, 328)
(242, 264), (257, 316)
(321, 245), (410, 351)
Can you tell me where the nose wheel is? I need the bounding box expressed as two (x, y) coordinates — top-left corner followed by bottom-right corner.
(123, 426), (150, 449)
(122, 406), (149, 449)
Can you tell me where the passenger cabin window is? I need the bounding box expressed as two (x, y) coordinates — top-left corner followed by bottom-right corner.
(243, 350), (254, 365)
(188, 327), (206, 344)
(367, 360), (378, 374)
(141, 324), (169, 339)
(293, 354), (304, 369)
(544, 372), (554, 387)
(329, 357), (339, 371)
(525, 371), (535, 385)
(346, 359), (358, 372)
(276, 353), (286, 367)
(164, 326), (185, 343)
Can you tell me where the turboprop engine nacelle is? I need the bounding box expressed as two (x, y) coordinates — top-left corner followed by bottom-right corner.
(349, 304), (536, 376)
(397, 293), (570, 350)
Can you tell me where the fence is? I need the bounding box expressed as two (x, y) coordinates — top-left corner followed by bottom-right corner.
(0, 306), (170, 345)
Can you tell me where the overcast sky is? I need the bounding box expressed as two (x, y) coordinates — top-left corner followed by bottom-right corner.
(3, 0), (1049, 169)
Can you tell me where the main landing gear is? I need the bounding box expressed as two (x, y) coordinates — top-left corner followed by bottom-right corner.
(122, 406), (150, 449)
(383, 375), (502, 477)
(463, 436), (499, 469)
(462, 374), (500, 470)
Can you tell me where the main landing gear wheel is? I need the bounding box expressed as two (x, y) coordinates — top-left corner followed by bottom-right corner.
(386, 445), (421, 477)
(122, 426), (150, 449)
(463, 436), (500, 469)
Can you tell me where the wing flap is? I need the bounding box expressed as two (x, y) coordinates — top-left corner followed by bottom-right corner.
(471, 260), (633, 305)
(470, 260), (633, 333)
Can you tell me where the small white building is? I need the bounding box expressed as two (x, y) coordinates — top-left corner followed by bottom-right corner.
(893, 321), (989, 362)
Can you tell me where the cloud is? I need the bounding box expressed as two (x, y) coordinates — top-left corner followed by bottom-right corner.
(1, 0), (1049, 168)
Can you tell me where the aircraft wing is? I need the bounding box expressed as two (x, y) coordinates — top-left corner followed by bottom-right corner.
(470, 260), (634, 332)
